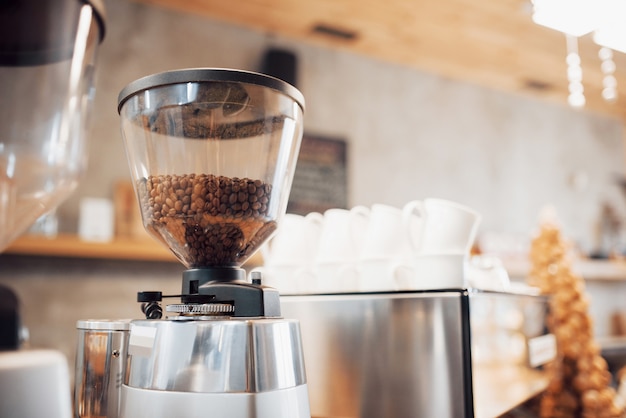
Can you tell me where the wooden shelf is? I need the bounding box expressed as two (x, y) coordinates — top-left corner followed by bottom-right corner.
(5, 233), (177, 262)
(4, 233), (263, 266)
(502, 257), (626, 282)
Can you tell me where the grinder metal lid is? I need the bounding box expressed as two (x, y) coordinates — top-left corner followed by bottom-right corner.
(117, 68), (306, 114)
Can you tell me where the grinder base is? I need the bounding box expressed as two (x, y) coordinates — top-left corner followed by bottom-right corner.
(138, 268), (281, 319)
(120, 383), (310, 418)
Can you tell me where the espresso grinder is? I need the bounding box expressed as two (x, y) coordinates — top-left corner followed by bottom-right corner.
(111, 68), (310, 418)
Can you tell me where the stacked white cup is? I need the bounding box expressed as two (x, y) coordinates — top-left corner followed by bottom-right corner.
(313, 206), (370, 293)
(254, 212), (323, 294)
(255, 198), (483, 294)
(395, 198), (482, 290)
(357, 203), (423, 292)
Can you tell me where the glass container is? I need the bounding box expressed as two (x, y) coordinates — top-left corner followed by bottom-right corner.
(118, 68), (305, 269)
(0, 0), (106, 251)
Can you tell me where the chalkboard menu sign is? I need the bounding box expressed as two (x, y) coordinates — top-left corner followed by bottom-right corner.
(287, 134), (348, 214)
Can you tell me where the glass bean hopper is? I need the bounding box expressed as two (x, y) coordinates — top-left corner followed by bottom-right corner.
(117, 68), (305, 318)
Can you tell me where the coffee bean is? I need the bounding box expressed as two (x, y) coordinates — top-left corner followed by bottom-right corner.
(139, 173), (276, 267)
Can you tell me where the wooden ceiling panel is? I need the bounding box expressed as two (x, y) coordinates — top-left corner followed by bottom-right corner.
(138, 0), (626, 121)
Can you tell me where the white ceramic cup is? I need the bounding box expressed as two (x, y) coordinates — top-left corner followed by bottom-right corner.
(79, 197), (115, 242)
(406, 198), (481, 255)
(315, 206), (370, 264)
(394, 253), (467, 290)
(357, 258), (410, 292)
(261, 212), (323, 267)
(465, 255), (511, 290)
(359, 203), (423, 261)
(314, 262), (359, 293)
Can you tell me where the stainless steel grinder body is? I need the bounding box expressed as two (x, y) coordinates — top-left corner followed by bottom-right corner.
(120, 317), (310, 418)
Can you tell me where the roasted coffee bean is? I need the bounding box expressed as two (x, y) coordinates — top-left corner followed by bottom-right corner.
(138, 173), (275, 267)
